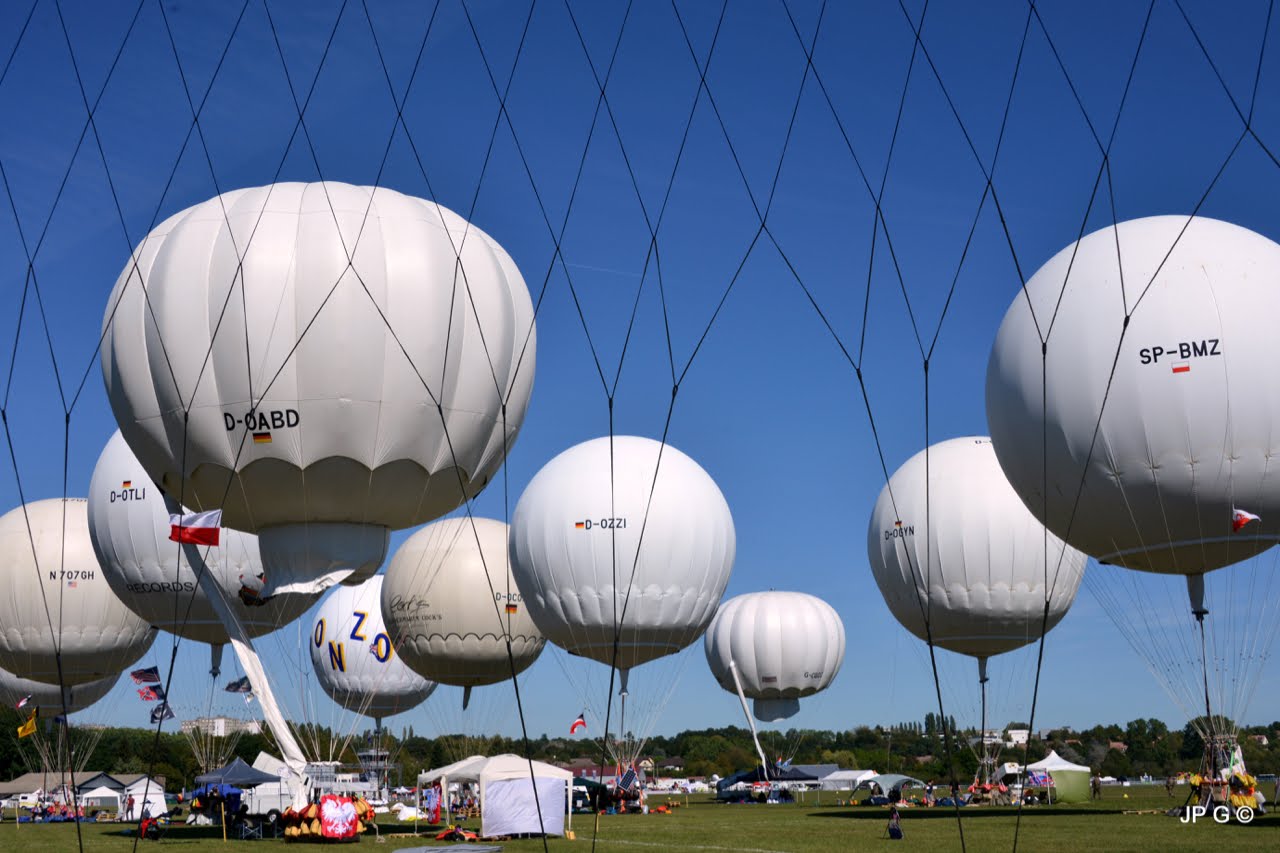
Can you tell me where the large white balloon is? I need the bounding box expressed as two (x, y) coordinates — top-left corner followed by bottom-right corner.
(0, 667), (118, 717)
(311, 576), (436, 720)
(88, 431), (319, 644)
(509, 436), (736, 672)
(101, 182), (536, 587)
(987, 216), (1280, 574)
(0, 499), (155, 685)
(704, 591), (845, 722)
(382, 517), (544, 689)
(867, 437), (1086, 660)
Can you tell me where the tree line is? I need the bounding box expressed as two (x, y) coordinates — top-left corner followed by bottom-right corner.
(1, 703), (1276, 791)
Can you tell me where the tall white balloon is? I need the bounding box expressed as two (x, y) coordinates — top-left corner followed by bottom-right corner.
(101, 182), (536, 591)
(509, 436), (736, 674)
(0, 499), (155, 685)
(704, 591), (845, 722)
(382, 517), (544, 695)
(0, 667), (118, 717)
(311, 576), (436, 721)
(986, 216), (1280, 575)
(867, 437), (1086, 663)
(88, 431), (319, 645)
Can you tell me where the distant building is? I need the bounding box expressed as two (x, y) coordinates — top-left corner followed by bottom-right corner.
(657, 756), (685, 772)
(179, 716), (261, 738)
(1250, 734), (1269, 746)
(1006, 729), (1030, 747)
(980, 730), (1003, 746)
(1108, 741), (1128, 754)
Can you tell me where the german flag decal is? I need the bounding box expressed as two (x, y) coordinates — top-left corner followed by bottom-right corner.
(574, 521), (585, 529)
(505, 603), (519, 614)
(122, 480), (132, 489)
(253, 432), (272, 444)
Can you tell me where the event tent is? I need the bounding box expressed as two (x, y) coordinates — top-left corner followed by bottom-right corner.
(81, 786), (120, 812)
(418, 754), (572, 838)
(1026, 751), (1090, 804)
(857, 774), (926, 796)
(819, 770), (878, 791)
(124, 777), (168, 819)
(195, 757), (282, 788)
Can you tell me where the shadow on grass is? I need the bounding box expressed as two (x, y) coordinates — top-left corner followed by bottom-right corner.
(810, 806), (1145, 821)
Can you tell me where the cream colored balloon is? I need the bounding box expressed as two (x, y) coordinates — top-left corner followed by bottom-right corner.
(382, 517), (544, 688)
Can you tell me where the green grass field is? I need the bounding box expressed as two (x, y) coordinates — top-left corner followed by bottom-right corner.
(2, 786), (1275, 852)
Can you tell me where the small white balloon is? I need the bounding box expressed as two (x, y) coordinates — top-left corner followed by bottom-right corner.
(704, 591), (845, 722)
(0, 499), (155, 685)
(311, 575), (436, 720)
(867, 437), (1086, 660)
(382, 517), (544, 689)
(509, 436), (736, 672)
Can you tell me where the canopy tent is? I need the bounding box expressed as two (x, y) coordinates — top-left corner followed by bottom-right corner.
(857, 774), (926, 795)
(717, 765), (819, 792)
(81, 786), (121, 811)
(124, 777), (168, 819)
(418, 755), (572, 838)
(1025, 751), (1091, 804)
(195, 757), (282, 788)
(819, 770), (878, 791)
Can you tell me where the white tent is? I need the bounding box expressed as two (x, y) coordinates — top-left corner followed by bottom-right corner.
(82, 786), (120, 812)
(418, 754), (572, 838)
(1026, 750), (1089, 773)
(819, 770), (877, 791)
(124, 777), (168, 819)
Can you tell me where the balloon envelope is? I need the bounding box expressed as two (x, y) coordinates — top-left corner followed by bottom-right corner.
(987, 216), (1280, 574)
(382, 517), (544, 688)
(101, 182), (536, 582)
(0, 667), (117, 717)
(0, 499), (155, 685)
(704, 591), (845, 722)
(867, 437), (1086, 659)
(88, 431), (319, 644)
(311, 575), (436, 720)
(509, 436), (736, 671)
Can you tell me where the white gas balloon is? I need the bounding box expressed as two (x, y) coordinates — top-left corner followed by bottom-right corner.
(867, 437), (1086, 666)
(382, 517), (544, 702)
(311, 575), (436, 721)
(509, 436), (736, 677)
(101, 182), (536, 593)
(0, 499), (156, 685)
(987, 216), (1280, 575)
(0, 667), (118, 717)
(88, 431), (319, 646)
(704, 591), (845, 722)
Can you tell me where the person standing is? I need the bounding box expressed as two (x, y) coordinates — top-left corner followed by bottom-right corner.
(125, 795), (135, 820)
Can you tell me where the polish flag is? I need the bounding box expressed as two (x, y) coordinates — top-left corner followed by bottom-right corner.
(1232, 508), (1261, 532)
(168, 510), (222, 546)
(570, 712), (587, 735)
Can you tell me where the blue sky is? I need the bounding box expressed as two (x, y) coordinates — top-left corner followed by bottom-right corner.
(3, 0), (1280, 753)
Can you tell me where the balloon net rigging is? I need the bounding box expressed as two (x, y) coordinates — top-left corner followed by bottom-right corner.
(3, 3), (1280, 853)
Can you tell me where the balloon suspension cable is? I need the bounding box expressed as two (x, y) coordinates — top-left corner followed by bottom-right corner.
(978, 657), (992, 786)
(729, 660), (769, 781)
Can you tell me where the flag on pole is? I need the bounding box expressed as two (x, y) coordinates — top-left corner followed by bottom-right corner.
(168, 509), (222, 546)
(15, 694), (31, 710)
(17, 708), (37, 738)
(137, 686), (166, 702)
(150, 702), (175, 724)
(130, 666), (161, 684)
(1232, 508), (1262, 532)
(570, 712), (587, 735)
